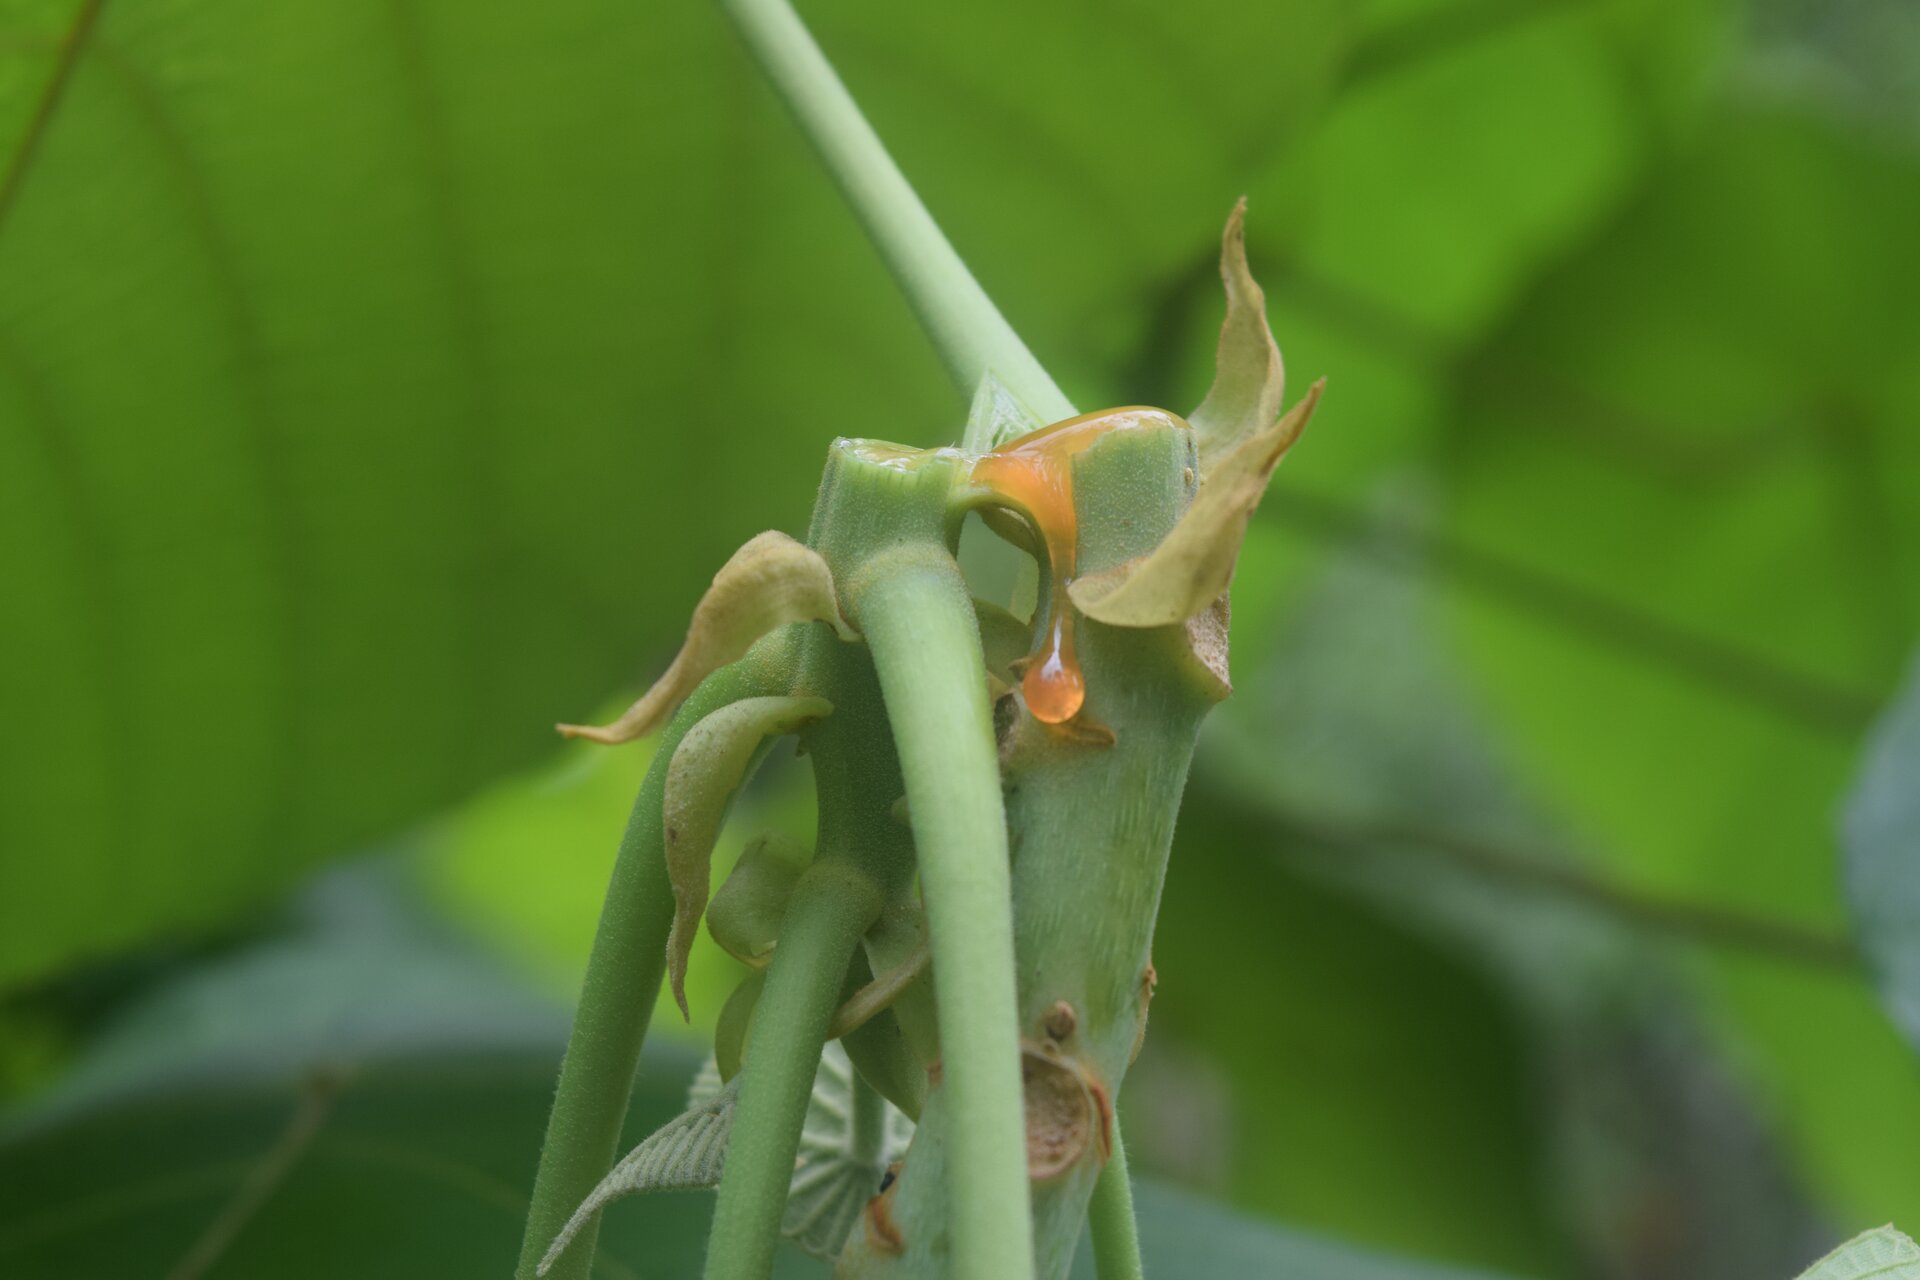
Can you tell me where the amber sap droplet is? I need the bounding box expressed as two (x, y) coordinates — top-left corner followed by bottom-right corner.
(970, 409), (1165, 725)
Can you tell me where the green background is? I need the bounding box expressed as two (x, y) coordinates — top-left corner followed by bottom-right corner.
(3, 1), (1918, 1277)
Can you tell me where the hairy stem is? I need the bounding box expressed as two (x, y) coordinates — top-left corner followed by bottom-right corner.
(705, 861), (882, 1280)
(1086, 1127), (1144, 1280)
(854, 550), (1034, 1279)
(715, 0), (1074, 426)
(517, 661), (773, 1280)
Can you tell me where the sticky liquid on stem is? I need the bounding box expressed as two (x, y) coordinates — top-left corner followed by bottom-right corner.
(970, 409), (1161, 726)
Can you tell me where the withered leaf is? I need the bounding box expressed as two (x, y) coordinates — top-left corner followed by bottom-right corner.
(1069, 381), (1322, 628)
(558, 531), (854, 745)
(1189, 198), (1285, 477)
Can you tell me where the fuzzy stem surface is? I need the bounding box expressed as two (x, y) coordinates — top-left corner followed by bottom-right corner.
(704, 861), (882, 1279)
(517, 661), (775, 1280)
(715, 0), (1074, 425)
(1087, 1128), (1144, 1280)
(854, 551), (1034, 1280)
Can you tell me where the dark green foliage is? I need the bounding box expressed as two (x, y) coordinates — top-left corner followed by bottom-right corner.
(3, 1), (1919, 1277)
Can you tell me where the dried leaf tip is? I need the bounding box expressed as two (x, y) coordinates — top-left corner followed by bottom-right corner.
(1068, 380), (1322, 628)
(557, 531), (856, 745)
(1190, 198), (1285, 477)
(1067, 204), (1319, 631)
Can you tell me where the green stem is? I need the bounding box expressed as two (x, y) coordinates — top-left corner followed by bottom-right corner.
(853, 550), (1034, 1280)
(516, 662), (772, 1280)
(704, 861), (882, 1280)
(849, 1062), (888, 1167)
(715, 0), (1075, 426)
(1087, 1127), (1144, 1280)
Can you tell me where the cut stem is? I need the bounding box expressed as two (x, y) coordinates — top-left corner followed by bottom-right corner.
(704, 861), (882, 1280)
(516, 662), (773, 1280)
(715, 0), (1075, 426)
(854, 550), (1034, 1280)
(1087, 1126), (1144, 1280)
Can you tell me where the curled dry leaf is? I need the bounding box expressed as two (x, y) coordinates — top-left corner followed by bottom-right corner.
(557, 531), (855, 745)
(663, 695), (832, 1017)
(1189, 197), (1285, 476)
(1068, 381), (1323, 628)
(706, 831), (812, 968)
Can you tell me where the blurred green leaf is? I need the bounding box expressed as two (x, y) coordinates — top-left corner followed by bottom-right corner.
(1139, 792), (1572, 1278)
(1, 1052), (796, 1280)
(1194, 546), (1842, 1278)
(1264, 1), (1677, 339)
(0, 860), (744, 1276)
(1440, 103), (1920, 917)
(1844, 653), (1920, 1053)
(1, 0), (925, 988)
(1152, 0), (1727, 644)
(1, 1059), (1524, 1280)
(1428, 103), (1920, 1227)
(0, 861), (1530, 1280)
(1084, 1180), (1525, 1280)
(0, 0), (1377, 988)
(1749, 0), (1920, 147)
(1706, 954), (1920, 1242)
(5, 0), (1916, 1272)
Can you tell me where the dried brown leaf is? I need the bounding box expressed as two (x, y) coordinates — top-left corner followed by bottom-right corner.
(558, 532), (853, 745)
(1068, 381), (1322, 627)
(1189, 198), (1284, 476)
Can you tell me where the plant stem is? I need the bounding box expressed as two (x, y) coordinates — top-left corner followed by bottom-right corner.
(516, 662), (772, 1280)
(715, 0), (1076, 426)
(1087, 1127), (1144, 1280)
(849, 1062), (889, 1168)
(853, 549), (1034, 1280)
(705, 860), (881, 1280)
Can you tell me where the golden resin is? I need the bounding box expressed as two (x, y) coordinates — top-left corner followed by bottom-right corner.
(969, 408), (1173, 725)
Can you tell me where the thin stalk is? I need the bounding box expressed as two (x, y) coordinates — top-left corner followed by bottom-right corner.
(715, 0), (1076, 426)
(849, 1063), (888, 1168)
(1087, 1127), (1144, 1280)
(853, 551), (1033, 1280)
(516, 662), (772, 1280)
(705, 861), (882, 1279)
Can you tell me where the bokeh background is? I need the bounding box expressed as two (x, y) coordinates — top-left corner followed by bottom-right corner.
(3, 1), (1919, 1277)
